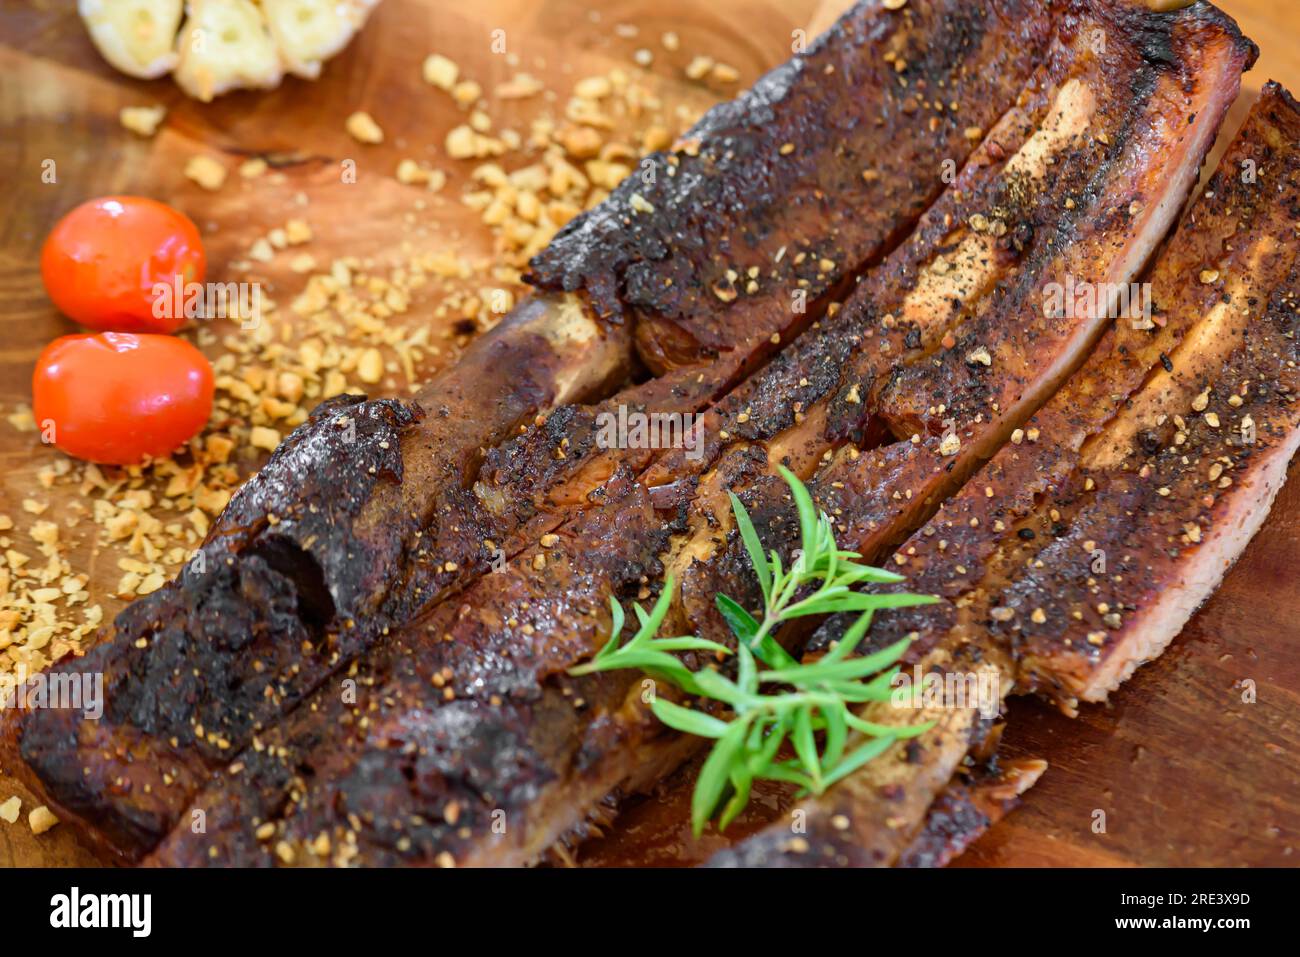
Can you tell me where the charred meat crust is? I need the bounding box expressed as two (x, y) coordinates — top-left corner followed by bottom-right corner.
(715, 79), (1294, 872)
(2, 1), (1268, 868)
(526, 0), (1058, 374)
(707, 753), (1045, 869)
(146, 471), (674, 867)
(1009, 84), (1300, 702)
(2, 0), (1062, 863)
(142, 1), (1257, 868)
(150, 1), (1137, 866)
(677, 0), (1254, 647)
(2, 395), (419, 857)
(482, 0), (1068, 519)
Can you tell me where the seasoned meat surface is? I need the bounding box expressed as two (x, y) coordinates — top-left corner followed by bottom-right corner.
(147, 1), (1255, 867)
(1, 0), (1059, 862)
(713, 80), (1299, 871)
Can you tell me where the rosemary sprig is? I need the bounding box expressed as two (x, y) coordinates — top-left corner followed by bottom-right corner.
(569, 465), (939, 835)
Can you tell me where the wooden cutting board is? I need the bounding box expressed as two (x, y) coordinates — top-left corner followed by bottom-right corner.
(0, 0), (1295, 868)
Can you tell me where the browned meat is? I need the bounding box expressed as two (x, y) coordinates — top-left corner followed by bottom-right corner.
(0, 0), (1059, 863)
(710, 79), (1295, 870)
(1006, 85), (1300, 706)
(143, 0), (1252, 868)
(525, 0), (1049, 374)
(897, 756), (1046, 868)
(564, 746), (1047, 869)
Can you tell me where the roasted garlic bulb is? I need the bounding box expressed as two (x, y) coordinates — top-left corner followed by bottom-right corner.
(79, 0), (184, 79)
(79, 0), (381, 101)
(173, 0), (283, 100)
(262, 0), (379, 80)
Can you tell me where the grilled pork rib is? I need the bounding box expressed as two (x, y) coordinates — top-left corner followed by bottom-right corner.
(896, 756), (1046, 869)
(2, 0), (1058, 863)
(711, 81), (1296, 869)
(144, 0), (1252, 867)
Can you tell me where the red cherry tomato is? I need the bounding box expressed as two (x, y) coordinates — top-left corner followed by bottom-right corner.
(32, 333), (214, 465)
(40, 196), (206, 334)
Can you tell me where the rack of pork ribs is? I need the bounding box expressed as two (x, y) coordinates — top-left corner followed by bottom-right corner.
(3, 0), (1295, 867)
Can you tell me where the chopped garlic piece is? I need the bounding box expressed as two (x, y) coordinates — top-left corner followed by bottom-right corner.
(29, 805), (58, 835)
(249, 426), (281, 452)
(345, 110), (384, 144)
(184, 154), (228, 191)
(119, 104), (167, 137)
(423, 53), (459, 90)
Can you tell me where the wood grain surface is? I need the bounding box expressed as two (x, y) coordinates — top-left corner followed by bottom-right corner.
(0, 0), (1296, 868)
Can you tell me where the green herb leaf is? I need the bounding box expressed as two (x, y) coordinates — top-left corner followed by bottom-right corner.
(824, 610), (874, 662)
(651, 698), (732, 739)
(719, 763), (754, 832)
(846, 714), (936, 739)
(714, 593), (759, 643)
(567, 467), (942, 834)
(760, 636), (913, 685)
(649, 636), (733, 654)
(736, 641), (758, 696)
(783, 591), (939, 618)
(691, 668), (752, 708)
(693, 722), (748, 836)
(821, 735), (898, 789)
(820, 701), (849, 770)
(778, 464), (818, 568)
(729, 492), (771, 604)
(792, 705), (820, 787)
(716, 593), (796, 669)
(829, 563), (907, 584)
